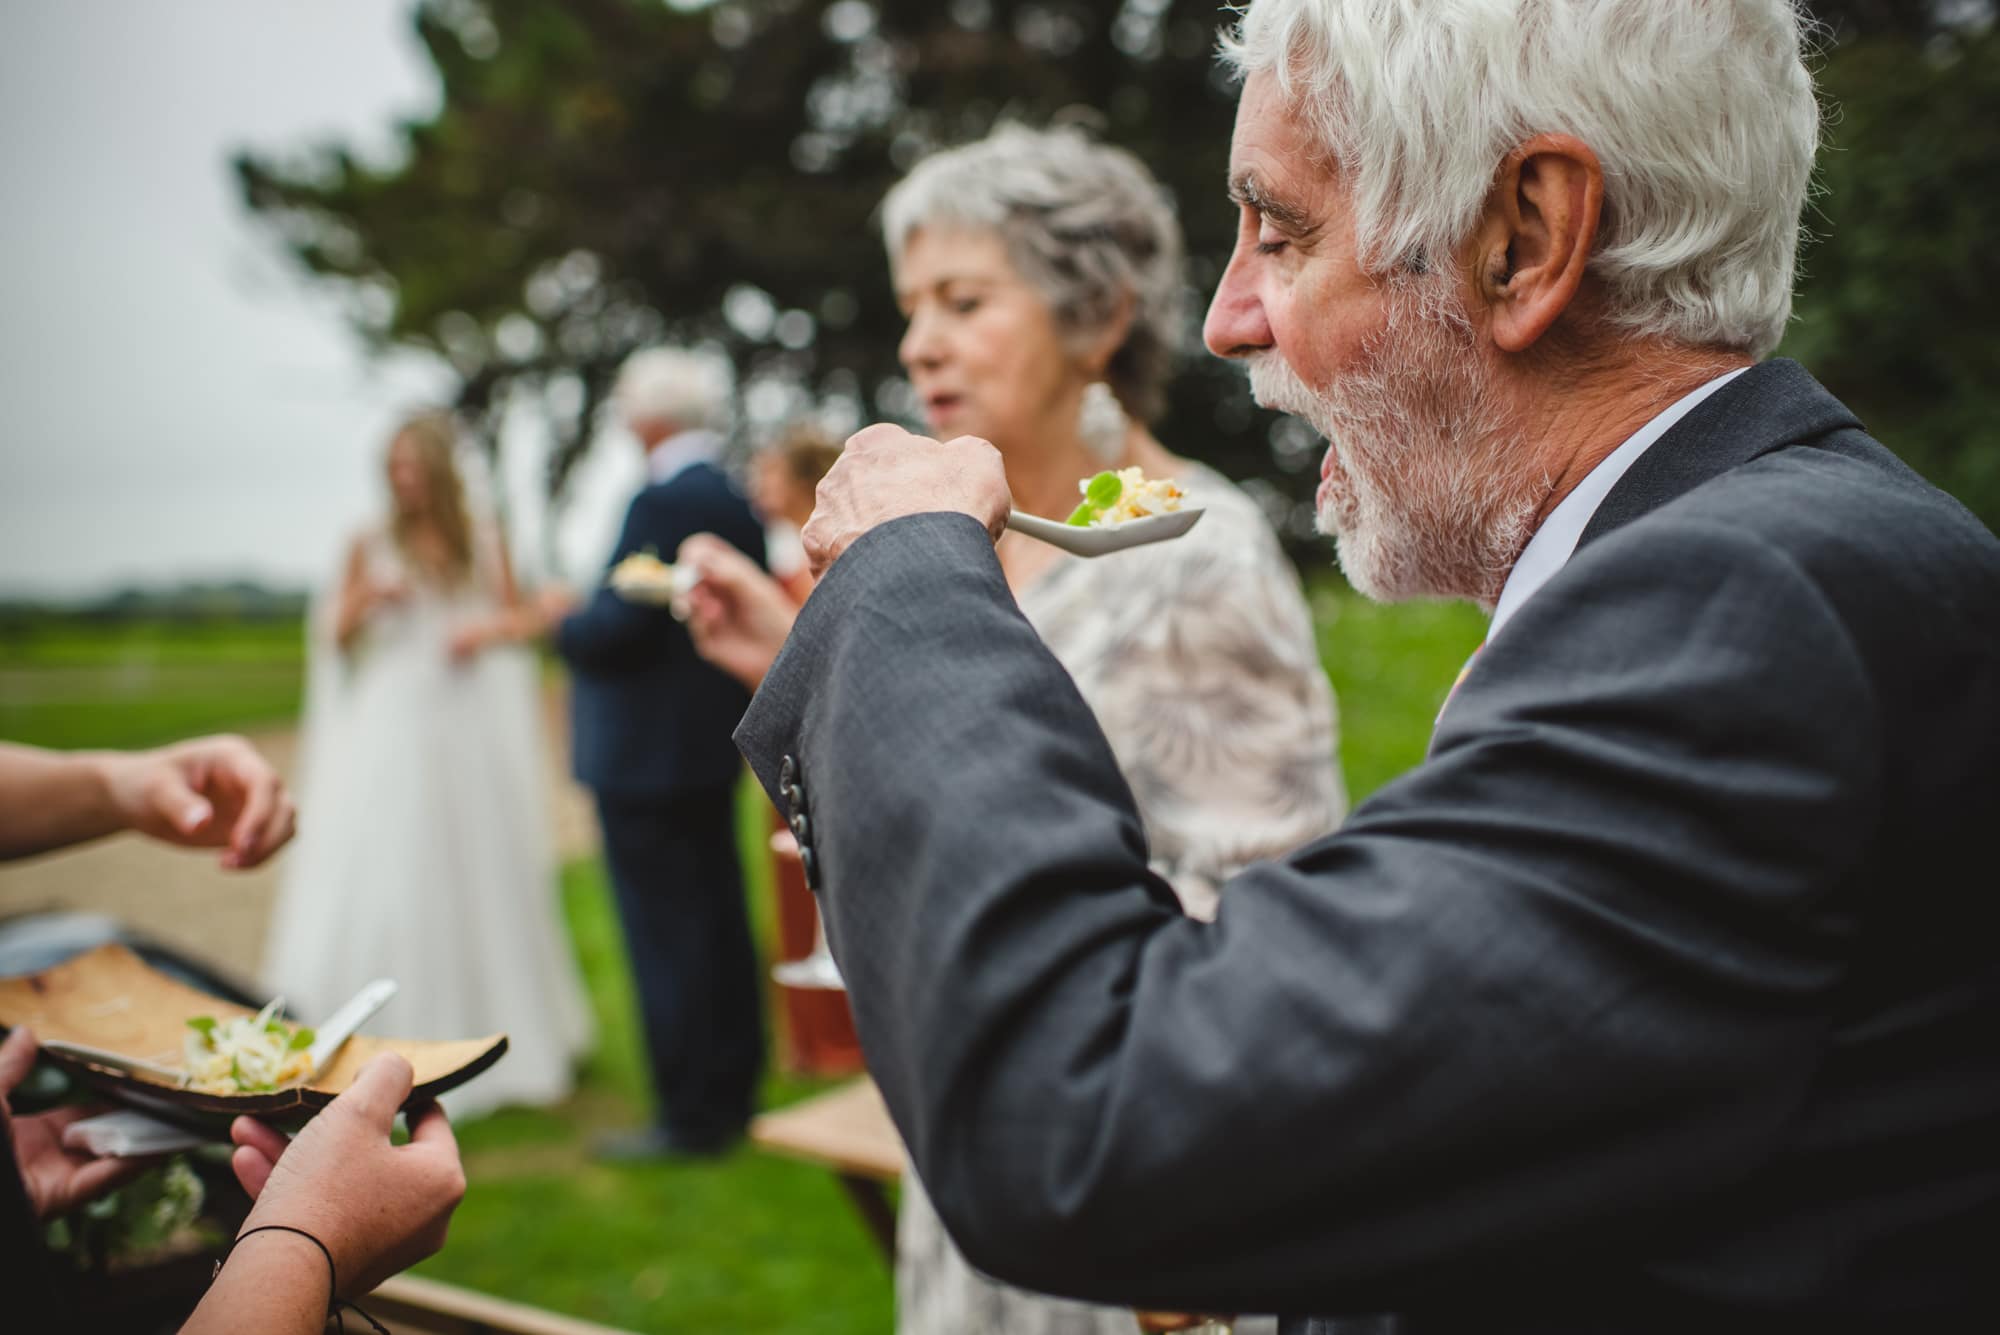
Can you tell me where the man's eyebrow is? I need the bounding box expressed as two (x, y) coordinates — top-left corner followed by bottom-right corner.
(1229, 172), (1315, 235)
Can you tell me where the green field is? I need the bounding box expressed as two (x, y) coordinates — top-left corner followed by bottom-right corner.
(423, 855), (894, 1333)
(0, 577), (1486, 1331)
(0, 582), (1483, 801)
(0, 618), (307, 750)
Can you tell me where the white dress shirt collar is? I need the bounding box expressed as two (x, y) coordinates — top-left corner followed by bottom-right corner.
(1487, 368), (1748, 643)
(646, 428), (723, 486)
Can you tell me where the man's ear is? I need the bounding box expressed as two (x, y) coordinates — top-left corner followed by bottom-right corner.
(1468, 134), (1604, 353)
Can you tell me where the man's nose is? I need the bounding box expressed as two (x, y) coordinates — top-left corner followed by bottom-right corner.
(1203, 250), (1273, 360)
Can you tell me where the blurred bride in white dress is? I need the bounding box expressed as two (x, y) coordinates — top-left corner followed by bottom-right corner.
(265, 412), (591, 1119)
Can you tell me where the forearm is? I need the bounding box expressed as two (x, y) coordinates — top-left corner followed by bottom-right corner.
(0, 744), (126, 859)
(454, 604), (543, 660)
(180, 1231), (333, 1335)
(332, 588), (373, 653)
(486, 603), (544, 645)
(739, 515), (1867, 1313)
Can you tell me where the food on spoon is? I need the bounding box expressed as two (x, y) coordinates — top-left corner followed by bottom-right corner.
(183, 1001), (315, 1094)
(1065, 467), (1186, 527)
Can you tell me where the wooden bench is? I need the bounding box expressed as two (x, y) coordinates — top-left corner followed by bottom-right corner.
(366, 1273), (642, 1335)
(749, 1076), (904, 1258)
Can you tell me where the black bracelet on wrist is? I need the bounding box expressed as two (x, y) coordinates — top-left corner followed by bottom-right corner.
(216, 1225), (389, 1334)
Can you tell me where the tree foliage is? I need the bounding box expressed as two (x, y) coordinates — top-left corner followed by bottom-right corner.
(1782, 19), (2000, 532)
(235, 0), (1316, 535)
(235, 0), (1998, 548)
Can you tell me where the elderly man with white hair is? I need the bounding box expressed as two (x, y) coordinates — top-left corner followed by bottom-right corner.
(548, 344), (769, 1159)
(729, 1), (2000, 1330)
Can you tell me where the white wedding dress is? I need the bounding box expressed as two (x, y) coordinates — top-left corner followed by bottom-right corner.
(264, 526), (592, 1120)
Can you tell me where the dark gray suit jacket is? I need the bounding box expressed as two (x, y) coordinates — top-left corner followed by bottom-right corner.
(736, 361), (2000, 1331)
(557, 460), (764, 800)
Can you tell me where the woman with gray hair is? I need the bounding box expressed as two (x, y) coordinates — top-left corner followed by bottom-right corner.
(887, 122), (1344, 1335)
(684, 121), (1345, 1335)
(680, 119), (1352, 1327)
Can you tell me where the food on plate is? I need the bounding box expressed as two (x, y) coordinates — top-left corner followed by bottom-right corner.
(182, 1001), (315, 1094)
(1065, 467), (1186, 527)
(608, 550), (680, 592)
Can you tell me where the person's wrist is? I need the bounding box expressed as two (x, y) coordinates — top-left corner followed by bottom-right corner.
(226, 1224), (338, 1301)
(77, 750), (137, 829)
(243, 1202), (359, 1296)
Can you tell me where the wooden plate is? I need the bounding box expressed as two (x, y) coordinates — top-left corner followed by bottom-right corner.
(0, 944), (507, 1121)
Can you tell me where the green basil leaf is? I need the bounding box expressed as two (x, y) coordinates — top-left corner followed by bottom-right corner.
(1084, 471), (1123, 509)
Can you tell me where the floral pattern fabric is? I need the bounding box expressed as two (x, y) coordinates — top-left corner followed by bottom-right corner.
(896, 462), (1348, 1335)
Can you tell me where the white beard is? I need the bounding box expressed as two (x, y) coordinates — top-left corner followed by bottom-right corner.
(1248, 286), (1538, 606)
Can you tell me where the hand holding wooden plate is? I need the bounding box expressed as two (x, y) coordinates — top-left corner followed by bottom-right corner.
(0, 945), (506, 1123)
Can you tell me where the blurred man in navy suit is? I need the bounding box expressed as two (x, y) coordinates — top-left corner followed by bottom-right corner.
(551, 347), (766, 1157)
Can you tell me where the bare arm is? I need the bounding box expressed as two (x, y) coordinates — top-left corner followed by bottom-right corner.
(0, 743), (129, 858)
(182, 1055), (464, 1334)
(446, 525), (560, 663)
(333, 536), (400, 653)
(0, 736), (295, 868)
(178, 1231), (334, 1335)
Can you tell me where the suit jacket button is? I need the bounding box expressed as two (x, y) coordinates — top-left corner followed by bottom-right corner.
(790, 813), (810, 845)
(799, 846), (820, 889)
(782, 782), (805, 815)
(780, 754), (797, 787)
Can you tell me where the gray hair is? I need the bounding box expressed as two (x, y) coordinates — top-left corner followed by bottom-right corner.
(611, 345), (733, 432)
(881, 123), (1187, 424)
(1219, 0), (1821, 358)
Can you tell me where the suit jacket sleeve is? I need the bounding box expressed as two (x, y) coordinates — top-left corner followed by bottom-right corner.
(735, 510), (1879, 1314)
(555, 487), (696, 674)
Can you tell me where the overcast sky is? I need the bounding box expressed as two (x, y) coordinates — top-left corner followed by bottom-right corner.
(0, 1), (641, 598)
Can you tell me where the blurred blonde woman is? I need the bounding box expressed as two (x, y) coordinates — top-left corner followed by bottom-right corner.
(265, 413), (591, 1120)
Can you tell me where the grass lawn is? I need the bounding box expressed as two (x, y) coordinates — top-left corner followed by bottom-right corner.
(414, 853), (895, 1333)
(0, 618), (305, 750)
(1309, 581), (1487, 801)
(0, 575), (1488, 1330)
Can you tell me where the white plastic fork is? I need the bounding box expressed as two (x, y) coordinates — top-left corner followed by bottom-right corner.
(1004, 507), (1204, 557)
(39, 1037), (184, 1084)
(303, 978), (399, 1081)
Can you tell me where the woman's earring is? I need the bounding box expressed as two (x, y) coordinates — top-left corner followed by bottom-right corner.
(1077, 381), (1129, 463)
